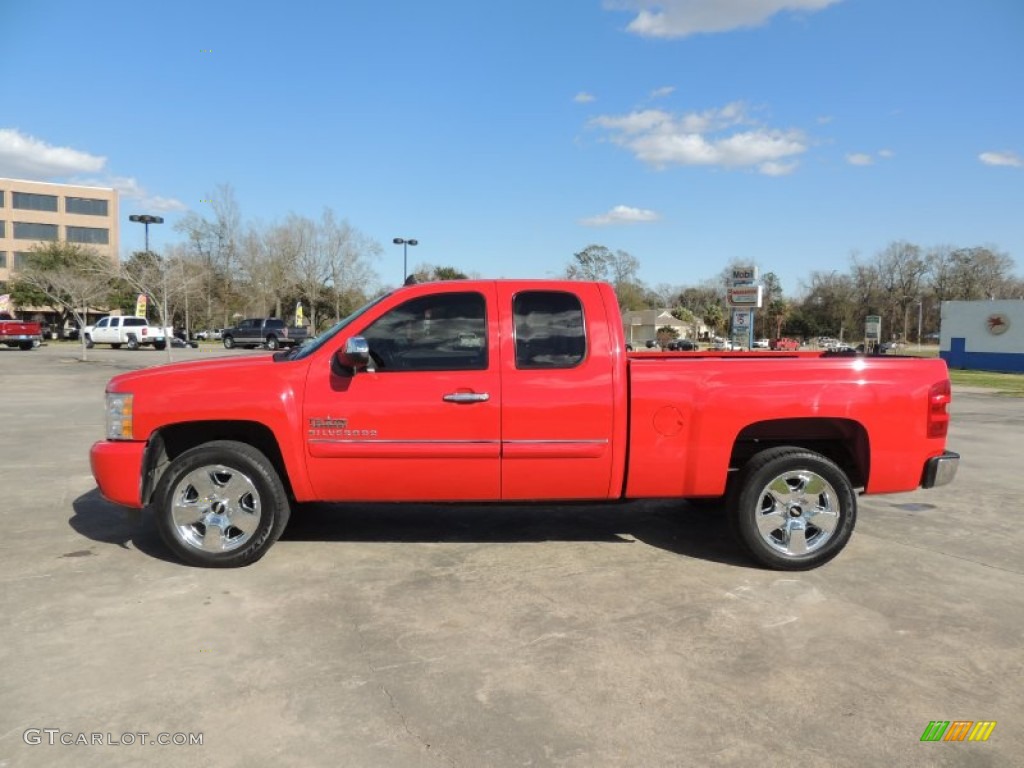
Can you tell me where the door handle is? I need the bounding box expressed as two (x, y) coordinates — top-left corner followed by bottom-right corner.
(442, 392), (490, 404)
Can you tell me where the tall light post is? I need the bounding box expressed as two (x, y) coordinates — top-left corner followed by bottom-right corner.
(129, 214), (168, 360)
(393, 237), (418, 281)
(917, 298), (924, 350)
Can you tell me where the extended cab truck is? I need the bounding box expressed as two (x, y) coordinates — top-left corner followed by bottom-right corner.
(90, 280), (959, 570)
(85, 316), (167, 351)
(222, 318), (308, 350)
(0, 313), (42, 350)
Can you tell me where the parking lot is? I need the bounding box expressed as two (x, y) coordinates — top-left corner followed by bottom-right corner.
(1, 343), (1021, 767)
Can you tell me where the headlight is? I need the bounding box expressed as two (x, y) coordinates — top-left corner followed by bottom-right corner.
(106, 393), (134, 440)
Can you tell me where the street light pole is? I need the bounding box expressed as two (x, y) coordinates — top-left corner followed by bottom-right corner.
(129, 214), (167, 360)
(392, 237), (418, 281)
(917, 299), (923, 350)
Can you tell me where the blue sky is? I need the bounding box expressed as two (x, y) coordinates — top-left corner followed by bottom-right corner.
(2, 0), (1021, 296)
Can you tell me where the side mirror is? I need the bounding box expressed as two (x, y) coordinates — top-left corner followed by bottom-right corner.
(334, 336), (370, 374)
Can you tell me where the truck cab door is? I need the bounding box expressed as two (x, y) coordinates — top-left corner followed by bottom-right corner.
(303, 285), (501, 501)
(496, 285), (619, 500)
(93, 317), (113, 344)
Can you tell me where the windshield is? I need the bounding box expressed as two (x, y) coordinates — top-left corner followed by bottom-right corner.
(282, 292), (392, 361)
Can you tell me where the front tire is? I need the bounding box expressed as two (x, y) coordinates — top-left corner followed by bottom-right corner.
(223, 336), (235, 349)
(728, 447), (856, 570)
(153, 440), (291, 567)
(85, 335), (94, 349)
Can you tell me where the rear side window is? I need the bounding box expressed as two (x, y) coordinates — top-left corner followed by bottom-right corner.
(513, 291), (585, 369)
(265, 319), (285, 329)
(125, 318), (146, 327)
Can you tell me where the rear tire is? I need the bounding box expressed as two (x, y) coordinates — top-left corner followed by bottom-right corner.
(154, 440), (291, 568)
(265, 335), (279, 350)
(728, 447), (856, 570)
(126, 335), (139, 351)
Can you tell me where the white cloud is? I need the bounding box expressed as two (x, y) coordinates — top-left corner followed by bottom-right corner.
(650, 85), (676, 99)
(847, 149), (894, 166)
(979, 151), (1022, 168)
(0, 128), (106, 178)
(74, 175), (187, 212)
(590, 102), (806, 174)
(608, 0), (843, 39)
(574, 92), (596, 103)
(581, 205), (660, 226)
(0, 128), (185, 211)
(759, 161), (798, 176)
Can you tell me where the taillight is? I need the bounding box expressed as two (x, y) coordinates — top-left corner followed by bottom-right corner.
(928, 380), (951, 438)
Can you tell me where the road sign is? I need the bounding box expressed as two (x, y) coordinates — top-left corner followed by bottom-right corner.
(865, 315), (881, 341)
(731, 266), (759, 285)
(727, 285), (763, 308)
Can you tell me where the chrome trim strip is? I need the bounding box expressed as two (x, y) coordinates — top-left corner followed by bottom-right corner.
(309, 439), (500, 445)
(502, 439), (609, 445)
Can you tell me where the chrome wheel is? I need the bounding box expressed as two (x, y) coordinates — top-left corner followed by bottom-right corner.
(729, 447), (856, 570)
(753, 470), (840, 557)
(170, 464), (263, 553)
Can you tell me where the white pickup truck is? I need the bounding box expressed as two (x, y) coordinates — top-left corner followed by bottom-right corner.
(84, 316), (167, 350)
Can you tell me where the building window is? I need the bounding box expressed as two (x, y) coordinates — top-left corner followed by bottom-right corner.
(65, 197), (109, 216)
(0, 190), (5, 207)
(0, 252), (6, 269)
(66, 226), (109, 245)
(513, 291), (587, 369)
(13, 252), (33, 270)
(13, 222), (59, 241)
(12, 192), (58, 212)
(0, 220), (4, 237)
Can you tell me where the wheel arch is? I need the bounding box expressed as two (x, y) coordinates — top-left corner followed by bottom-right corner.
(730, 417), (869, 489)
(142, 421), (294, 504)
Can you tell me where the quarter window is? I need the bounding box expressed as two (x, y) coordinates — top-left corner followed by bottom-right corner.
(513, 291), (586, 369)
(361, 292), (487, 372)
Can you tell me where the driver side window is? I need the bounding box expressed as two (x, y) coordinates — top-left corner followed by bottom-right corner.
(361, 292), (487, 372)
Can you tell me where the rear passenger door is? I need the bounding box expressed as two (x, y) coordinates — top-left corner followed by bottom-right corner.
(497, 285), (618, 500)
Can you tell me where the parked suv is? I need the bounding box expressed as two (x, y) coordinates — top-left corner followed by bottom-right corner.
(221, 318), (308, 350)
(85, 316), (166, 350)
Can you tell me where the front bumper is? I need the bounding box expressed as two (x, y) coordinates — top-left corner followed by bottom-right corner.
(922, 450), (960, 489)
(90, 440), (146, 508)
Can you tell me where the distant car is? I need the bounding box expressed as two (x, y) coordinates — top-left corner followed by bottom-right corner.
(880, 341), (904, 353)
(711, 340), (741, 351)
(752, 338), (770, 349)
(770, 337), (801, 351)
(668, 339), (700, 351)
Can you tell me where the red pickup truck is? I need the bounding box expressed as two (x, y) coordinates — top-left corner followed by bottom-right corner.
(0, 313), (42, 350)
(90, 280), (958, 570)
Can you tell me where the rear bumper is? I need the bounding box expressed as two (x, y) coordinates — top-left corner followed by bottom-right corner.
(90, 440), (146, 508)
(922, 450), (960, 489)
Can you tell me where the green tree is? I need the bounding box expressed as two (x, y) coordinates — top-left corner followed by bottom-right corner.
(10, 242), (115, 359)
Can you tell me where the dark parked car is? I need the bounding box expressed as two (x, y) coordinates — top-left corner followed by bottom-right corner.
(222, 318), (308, 350)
